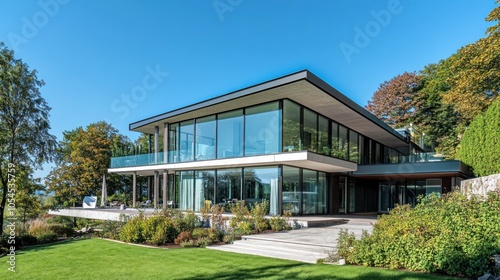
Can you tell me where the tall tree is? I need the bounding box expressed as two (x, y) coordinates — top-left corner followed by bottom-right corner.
(366, 72), (424, 128)
(458, 98), (500, 176)
(46, 121), (131, 207)
(416, 60), (461, 156)
(0, 43), (57, 231)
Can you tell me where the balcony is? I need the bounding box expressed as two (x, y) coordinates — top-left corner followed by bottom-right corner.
(397, 152), (447, 164)
(110, 152), (166, 168)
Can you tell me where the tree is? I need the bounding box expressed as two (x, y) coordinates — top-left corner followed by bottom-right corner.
(46, 121), (132, 207)
(0, 43), (57, 231)
(366, 72), (424, 128)
(416, 60), (461, 156)
(458, 99), (500, 176)
(13, 167), (45, 227)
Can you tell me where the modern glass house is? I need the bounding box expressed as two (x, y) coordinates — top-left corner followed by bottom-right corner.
(108, 70), (470, 215)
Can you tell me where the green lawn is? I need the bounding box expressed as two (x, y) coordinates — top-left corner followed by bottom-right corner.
(0, 238), (459, 280)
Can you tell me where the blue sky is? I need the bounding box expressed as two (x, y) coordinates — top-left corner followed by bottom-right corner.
(0, 0), (496, 179)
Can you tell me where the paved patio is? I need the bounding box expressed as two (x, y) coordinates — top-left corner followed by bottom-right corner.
(208, 215), (377, 263)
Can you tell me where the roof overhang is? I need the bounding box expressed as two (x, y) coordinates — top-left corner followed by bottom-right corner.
(352, 161), (472, 179)
(130, 70), (408, 148)
(108, 151), (357, 176)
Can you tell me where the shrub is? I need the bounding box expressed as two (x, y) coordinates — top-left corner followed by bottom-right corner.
(174, 231), (192, 245)
(196, 236), (212, 248)
(251, 201), (270, 233)
(229, 201), (251, 229)
(37, 232), (58, 244)
(269, 212), (292, 231)
(119, 214), (145, 244)
(339, 191), (500, 278)
(180, 239), (197, 248)
(28, 218), (52, 237)
(49, 224), (74, 237)
(19, 234), (38, 247)
(208, 228), (224, 243)
(210, 204), (227, 230)
(223, 232), (241, 244)
(173, 211), (198, 233)
(192, 228), (210, 239)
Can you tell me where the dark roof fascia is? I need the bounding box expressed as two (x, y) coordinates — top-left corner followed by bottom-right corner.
(352, 160), (471, 177)
(129, 70), (406, 143)
(303, 71), (406, 143)
(129, 70), (309, 131)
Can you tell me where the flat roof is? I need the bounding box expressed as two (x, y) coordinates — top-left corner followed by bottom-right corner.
(129, 70), (408, 148)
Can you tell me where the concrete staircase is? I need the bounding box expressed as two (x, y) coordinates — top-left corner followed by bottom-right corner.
(208, 235), (336, 263)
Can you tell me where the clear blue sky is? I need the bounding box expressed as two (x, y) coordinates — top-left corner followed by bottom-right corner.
(0, 0), (496, 179)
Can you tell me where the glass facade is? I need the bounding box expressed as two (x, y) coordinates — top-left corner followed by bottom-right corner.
(243, 167), (280, 215)
(244, 102), (281, 156)
(303, 108), (318, 153)
(282, 166), (301, 215)
(216, 168), (241, 205)
(283, 100), (301, 152)
(179, 171), (194, 211)
(195, 116), (216, 161)
(217, 110), (243, 159)
(282, 166), (327, 215)
(179, 120), (195, 162)
(194, 170), (215, 211)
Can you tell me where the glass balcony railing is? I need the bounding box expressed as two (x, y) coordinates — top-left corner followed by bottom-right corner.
(110, 152), (166, 168)
(393, 152), (447, 164)
(110, 151), (448, 169)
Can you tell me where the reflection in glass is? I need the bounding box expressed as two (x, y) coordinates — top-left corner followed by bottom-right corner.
(168, 123), (179, 163)
(349, 130), (358, 163)
(179, 120), (194, 162)
(318, 115), (330, 155)
(282, 166), (301, 215)
(179, 171), (194, 211)
(195, 115), (216, 161)
(216, 169), (242, 208)
(217, 110), (243, 158)
(338, 125), (349, 160)
(283, 100), (301, 152)
(194, 170), (215, 211)
(244, 102), (281, 156)
(303, 109), (317, 153)
(243, 167), (279, 215)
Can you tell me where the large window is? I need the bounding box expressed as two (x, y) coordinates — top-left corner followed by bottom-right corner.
(244, 102), (281, 156)
(338, 125), (349, 160)
(283, 100), (301, 152)
(194, 170), (215, 211)
(349, 130), (359, 163)
(178, 171), (194, 211)
(216, 168), (242, 205)
(303, 109), (318, 153)
(168, 123), (179, 163)
(318, 115), (330, 155)
(179, 120), (195, 162)
(302, 169), (327, 214)
(243, 166), (279, 215)
(217, 110), (243, 159)
(282, 166), (301, 215)
(195, 116), (216, 161)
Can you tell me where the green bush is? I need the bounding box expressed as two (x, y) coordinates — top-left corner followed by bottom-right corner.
(49, 224), (74, 237)
(180, 239), (196, 248)
(37, 232), (58, 244)
(251, 201), (270, 233)
(119, 214), (145, 244)
(229, 201), (251, 229)
(19, 234), (38, 247)
(208, 228), (224, 243)
(238, 220), (254, 235)
(192, 228), (210, 239)
(119, 213), (178, 245)
(196, 236), (212, 248)
(339, 191), (500, 277)
(269, 212), (292, 231)
(173, 211), (198, 233)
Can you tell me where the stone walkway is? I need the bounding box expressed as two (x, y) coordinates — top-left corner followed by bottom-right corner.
(208, 215), (376, 263)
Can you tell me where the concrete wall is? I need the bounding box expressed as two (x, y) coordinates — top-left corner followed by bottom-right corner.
(460, 174), (500, 197)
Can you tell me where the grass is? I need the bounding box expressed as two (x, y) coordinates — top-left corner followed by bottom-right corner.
(0, 238), (460, 280)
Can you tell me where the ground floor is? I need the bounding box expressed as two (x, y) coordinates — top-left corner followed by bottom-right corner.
(125, 164), (466, 216)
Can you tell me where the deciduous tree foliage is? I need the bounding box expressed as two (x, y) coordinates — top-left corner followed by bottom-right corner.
(366, 72), (423, 128)
(46, 121), (132, 207)
(458, 99), (500, 176)
(0, 43), (57, 231)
